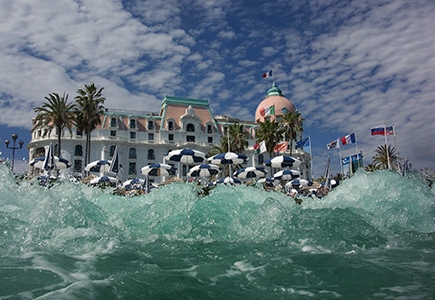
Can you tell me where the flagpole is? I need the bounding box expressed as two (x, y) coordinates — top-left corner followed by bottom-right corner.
(309, 136), (314, 180)
(338, 138), (343, 177)
(383, 122), (391, 170)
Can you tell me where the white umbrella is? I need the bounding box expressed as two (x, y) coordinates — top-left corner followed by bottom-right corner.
(286, 178), (309, 188)
(187, 164), (221, 177)
(233, 166), (267, 179)
(214, 176), (242, 185)
(141, 163), (177, 176)
(273, 169), (300, 181)
(89, 175), (117, 186)
(165, 148), (206, 164)
(29, 143), (71, 170)
(208, 152), (248, 165)
(122, 178), (145, 188)
(264, 155), (301, 168)
(29, 156), (71, 170)
(85, 160), (111, 173)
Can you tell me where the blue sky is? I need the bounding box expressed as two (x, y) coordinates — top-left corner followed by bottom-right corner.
(1, 0), (434, 176)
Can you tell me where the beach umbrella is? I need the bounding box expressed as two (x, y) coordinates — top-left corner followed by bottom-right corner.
(165, 148), (206, 164)
(122, 178), (144, 188)
(89, 175), (117, 186)
(258, 177), (276, 185)
(214, 176), (242, 185)
(85, 159), (111, 173)
(286, 178), (309, 188)
(141, 163), (177, 176)
(233, 166), (267, 180)
(29, 156), (71, 170)
(208, 152), (248, 165)
(187, 164), (221, 177)
(273, 169), (301, 181)
(29, 142), (71, 170)
(264, 155), (301, 168)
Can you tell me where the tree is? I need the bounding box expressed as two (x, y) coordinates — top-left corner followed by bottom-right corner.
(372, 144), (399, 170)
(228, 123), (249, 153)
(280, 110), (304, 155)
(208, 123), (249, 176)
(32, 92), (77, 157)
(255, 119), (283, 157)
(74, 83), (106, 166)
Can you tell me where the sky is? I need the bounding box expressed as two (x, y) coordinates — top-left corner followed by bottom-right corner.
(1, 0), (434, 177)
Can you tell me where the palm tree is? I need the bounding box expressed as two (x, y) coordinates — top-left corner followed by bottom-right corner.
(74, 83), (106, 166)
(32, 92), (77, 157)
(208, 123), (249, 176)
(255, 119), (283, 157)
(372, 144), (399, 170)
(228, 123), (249, 153)
(281, 110), (304, 155)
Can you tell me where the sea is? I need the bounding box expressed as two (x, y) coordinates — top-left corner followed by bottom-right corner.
(1, 164), (434, 300)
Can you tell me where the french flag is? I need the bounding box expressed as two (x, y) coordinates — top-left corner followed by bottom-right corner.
(262, 70), (272, 78)
(341, 133), (356, 145)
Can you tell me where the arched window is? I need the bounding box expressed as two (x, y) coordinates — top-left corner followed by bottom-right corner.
(147, 149), (155, 160)
(75, 145), (83, 156)
(129, 148), (137, 159)
(186, 123), (195, 132)
(148, 120), (154, 130)
(207, 124), (213, 133)
(168, 120), (174, 131)
(111, 117), (117, 127)
(130, 119), (136, 129)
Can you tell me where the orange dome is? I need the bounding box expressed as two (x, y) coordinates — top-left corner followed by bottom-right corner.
(255, 84), (296, 122)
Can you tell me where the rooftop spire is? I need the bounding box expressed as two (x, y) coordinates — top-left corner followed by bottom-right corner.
(266, 82), (284, 97)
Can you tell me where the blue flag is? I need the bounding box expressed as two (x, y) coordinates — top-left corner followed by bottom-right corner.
(296, 137), (309, 149)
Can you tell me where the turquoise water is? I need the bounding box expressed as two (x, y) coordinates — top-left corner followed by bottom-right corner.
(1, 165), (434, 299)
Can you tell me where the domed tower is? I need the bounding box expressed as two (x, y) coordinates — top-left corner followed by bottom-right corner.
(255, 83), (297, 123)
(254, 83), (312, 180)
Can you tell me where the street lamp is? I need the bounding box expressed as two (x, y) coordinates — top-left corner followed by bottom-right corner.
(5, 133), (24, 172)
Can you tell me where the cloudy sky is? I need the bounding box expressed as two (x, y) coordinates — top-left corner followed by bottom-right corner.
(1, 0), (434, 176)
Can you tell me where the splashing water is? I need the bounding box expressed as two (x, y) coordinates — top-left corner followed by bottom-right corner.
(0, 165), (434, 299)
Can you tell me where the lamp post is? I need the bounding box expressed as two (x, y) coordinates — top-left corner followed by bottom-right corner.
(5, 133), (24, 172)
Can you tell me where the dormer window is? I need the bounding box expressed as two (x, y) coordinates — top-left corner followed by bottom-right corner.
(130, 119), (136, 129)
(148, 120), (154, 130)
(186, 123), (195, 132)
(168, 120), (174, 131)
(110, 117), (117, 127)
(207, 124), (213, 133)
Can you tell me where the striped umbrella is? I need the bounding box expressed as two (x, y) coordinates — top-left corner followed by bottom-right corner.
(89, 175), (118, 186)
(85, 160), (111, 173)
(187, 164), (221, 177)
(273, 169), (301, 181)
(29, 156), (71, 170)
(165, 148), (206, 164)
(141, 163), (177, 176)
(287, 178), (309, 187)
(264, 155), (301, 168)
(208, 152), (248, 165)
(233, 167), (267, 179)
(214, 176), (242, 185)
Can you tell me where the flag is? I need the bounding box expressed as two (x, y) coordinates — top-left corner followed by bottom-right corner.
(295, 137), (309, 149)
(327, 139), (339, 149)
(342, 156), (350, 166)
(262, 70), (272, 78)
(254, 140), (267, 154)
(259, 104), (275, 117)
(273, 141), (288, 153)
(351, 153), (362, 162)
(370, 125), (394, 136)
(259, 140), (267, 154)
(341, 133), (356, 146)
